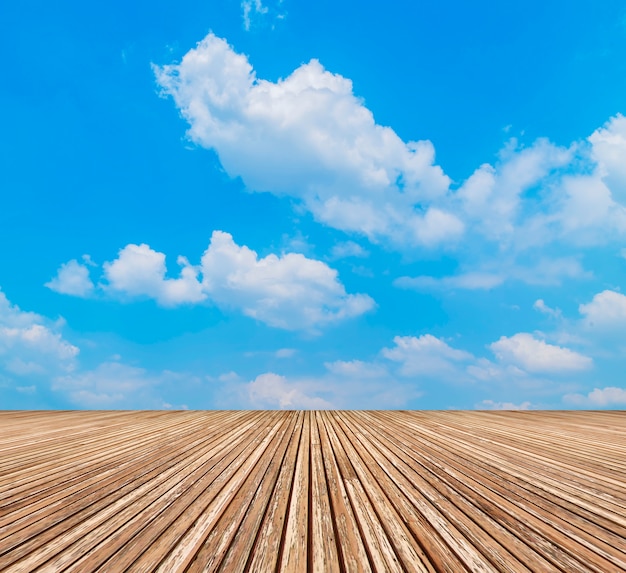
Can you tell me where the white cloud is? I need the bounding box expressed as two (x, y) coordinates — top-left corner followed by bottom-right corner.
(533, 299), (562, 319)
(466, 359), (527, 382)
(52, 361), (157, 408)
(329, 241), (369, 260)
(0, 289), (79, 377)
(5, 357), (46, 376)
(154, 33), (461, 248)
(218, 371), (240, 382)
(199, 231), (374, 331)
(382, 334), (473, 377)
(221, 326), (604, 409)
(0, 289), (44, 328)
(555, 174), (626, 243)
(510, 257), (591, 285)
(56, 232), (373, 331)
(563, 386), (626, 407)
(489, 333), (592, 373)
(154, 32), (626, 268)
(477, 399), (532, 410)
(324, 359), (389, 379)
(45, 259), (94, 297)
(579, 290), (626, 329)
(457, 138), (572, 242)
(103, 244), (206, 307)
(246, 372), (333, 409)
(589, 113), (626, 204)
(239, 359), (418, 410)
(0, 324), (77, 359)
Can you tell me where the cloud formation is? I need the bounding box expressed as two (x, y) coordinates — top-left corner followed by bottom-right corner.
(382, 335), (473, 376)
(103, 244), (205, 307)
(0, 289), (79, 378)
(563, 386), (626, 407)
(457, 138), (572, 243)
(224, 327), (596, 409)
(45, 258), (95, 297)
(579, 290), (626, 329)
(489, 333), (592, 373)
(200, 231), (374, 329)
(154, 35), (626, 250)
(53, 361), (154, 408)
(246, 372), (332, 409)
(154, 33), (461, 248)
(49, 231), (374, 332)
(154, 32), (626, 311)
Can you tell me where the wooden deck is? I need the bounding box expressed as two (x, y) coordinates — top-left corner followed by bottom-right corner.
(0, 411), (625, 572)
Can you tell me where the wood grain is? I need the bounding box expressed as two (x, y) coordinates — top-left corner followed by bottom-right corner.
(0, 410), (624, 572)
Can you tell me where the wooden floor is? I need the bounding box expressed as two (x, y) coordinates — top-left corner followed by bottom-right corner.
(0, 411), (625, 572)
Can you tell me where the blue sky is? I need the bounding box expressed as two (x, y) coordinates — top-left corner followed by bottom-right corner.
(1, 0), (626, 409)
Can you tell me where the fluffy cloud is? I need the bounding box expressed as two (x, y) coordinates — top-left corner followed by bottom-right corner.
(239, 360), (418, 410)
(200, 231), (374, 330)
(382, 334), (473, 377)
(246, 372), (333, 409)
(52, 361), (157, 408)
(217, 327), (605, 409)
(457, 138), (572, 243)
(457, 117), (626, 250)
(555, 174), (626, 244)
(579, 290), (626, 329)
(489, 333), (592, 373)
(50, 231), (374, 331)
(154, 33), (461, 248)
(0, 288), (205, 407)
(103, 244), (206, 307)
(0, 289), (78, 377)
(154, 31), (626, 293)
(45, 258), (95, 297)
(563, 386), (626, 407)
(589, 113), (626, 204)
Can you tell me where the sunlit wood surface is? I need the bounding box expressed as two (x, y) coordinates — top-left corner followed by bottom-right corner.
(1, 410), (625, 572)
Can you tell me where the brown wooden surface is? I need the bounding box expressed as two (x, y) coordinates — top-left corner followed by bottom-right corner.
(0, 411), (625, 572)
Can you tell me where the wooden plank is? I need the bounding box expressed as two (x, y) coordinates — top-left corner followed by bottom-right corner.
(278, 410), (311, 572)
(243, 411), (304, 573)
(0, 410), (624, 573)
(308, 411), (341, 573)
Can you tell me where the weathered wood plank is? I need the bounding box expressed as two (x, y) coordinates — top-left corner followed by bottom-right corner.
(0, 410), (624, 573)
